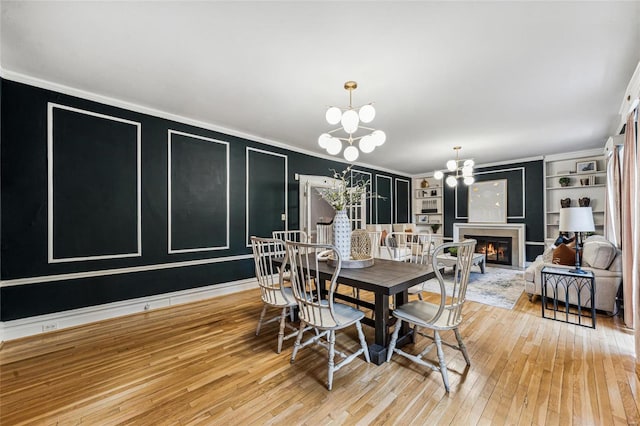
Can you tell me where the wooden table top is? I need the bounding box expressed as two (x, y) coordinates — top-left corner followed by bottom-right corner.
(279, 255), (436, 296)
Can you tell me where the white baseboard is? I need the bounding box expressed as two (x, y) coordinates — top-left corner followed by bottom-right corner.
(0, 278), (258, 342)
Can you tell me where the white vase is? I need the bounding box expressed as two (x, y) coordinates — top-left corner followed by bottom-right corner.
(333, 209), (352, 260)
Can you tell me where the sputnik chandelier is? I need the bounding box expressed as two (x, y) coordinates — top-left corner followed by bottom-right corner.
(318, 81), (386, 162)
(434, 146), (475, 187)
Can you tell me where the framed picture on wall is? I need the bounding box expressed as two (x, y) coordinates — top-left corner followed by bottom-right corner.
(468, 179), (507, 223)
(576, 160), (596, 173)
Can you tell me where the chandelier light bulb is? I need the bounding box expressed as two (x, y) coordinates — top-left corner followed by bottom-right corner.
(358, 104), (376, 123)
(462, 165), (473, 177)
(464, 176), (475, 185)
(325, 107), (342, 125)
(359, 135), (375, 153)
(318, 133), (332, 149)
(371, 130), (386, 146)
(341, 109), (359, 134)
(464, 159), (475, 168)
(344, 145), (359, 162)
(434, 170), (444, 180)
(446, 176), (458, 187)
(446, 160), (457, 171)
(326, 137), (342, 155)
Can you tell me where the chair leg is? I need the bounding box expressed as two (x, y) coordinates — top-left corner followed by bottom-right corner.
(454, 328), (471, 366)
(434, 331), (450, 393)
(290, 320), (306, 363)
(256, 305), (267, 336)
(327, 330), (336, 391)
(355, 321), (370, 363)
(386, 319), (403, 363)
(277, 307), (288, 354)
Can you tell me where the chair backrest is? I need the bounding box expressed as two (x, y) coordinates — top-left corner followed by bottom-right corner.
(429, 239), (477, 327)
(366, 230), (382, 258)
(316, 222), (333, 244)
(251, 236), (292, 306)
(385, 231), (413, 261)
(272, 230), (308, 244)
(284, 240), (344, 328)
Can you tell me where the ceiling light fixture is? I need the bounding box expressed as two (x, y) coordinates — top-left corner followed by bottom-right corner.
(318, 81), (386, 162)
(434, 146), (475, 187)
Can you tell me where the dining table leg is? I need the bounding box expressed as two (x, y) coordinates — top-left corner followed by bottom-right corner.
(368, 292), (390, 365)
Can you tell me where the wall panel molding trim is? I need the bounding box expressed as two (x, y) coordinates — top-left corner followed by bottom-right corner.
(1, 71), (409, 177)
(0, 254), (253, 288)
(167, 130), (230, 253)
(395, 178), (411, 223)
(375, 175), (393, 223)
(455, 167), (526, 220)
(245, 147), (288, 247)
(47, 102), (142, 263)
(0, 277), (258, 342)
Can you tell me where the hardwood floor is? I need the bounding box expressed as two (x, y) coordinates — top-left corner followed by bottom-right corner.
(1, 287), (638, 425)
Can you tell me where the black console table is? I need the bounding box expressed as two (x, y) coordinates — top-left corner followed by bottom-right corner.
(541, 266), (596, 328)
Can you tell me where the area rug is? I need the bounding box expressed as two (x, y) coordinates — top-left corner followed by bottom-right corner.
(420, 266), (525, 310)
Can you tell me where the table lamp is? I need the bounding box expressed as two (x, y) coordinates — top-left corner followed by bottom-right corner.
(558, 207), (595, 274)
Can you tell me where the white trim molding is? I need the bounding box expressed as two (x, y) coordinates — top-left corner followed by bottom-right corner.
(394, 177), (411, 223)
(167, 129), (230, 254)
(375, 174), (393, 223)
(47, 102), (142, 263)
(0, 277), (258, 342)
(0, 254), (253, 288)
(245, 147), (288, 247)
(455, 167), (526, 220)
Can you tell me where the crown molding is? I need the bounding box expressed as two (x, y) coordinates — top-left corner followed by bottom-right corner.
(0, 69), (410, 178)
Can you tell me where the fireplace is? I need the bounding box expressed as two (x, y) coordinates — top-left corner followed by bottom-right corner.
(464, 234), (512, 266)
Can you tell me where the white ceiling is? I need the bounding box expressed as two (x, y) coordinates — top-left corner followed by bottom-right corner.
(2, 1), (639, 175)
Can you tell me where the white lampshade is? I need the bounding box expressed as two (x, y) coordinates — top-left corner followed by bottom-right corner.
(343, 145), (359, 161)
(359, 135), (375, 153)
(434, 170), (444, 180)
(446, 159), (457, 171)
(359, 104), (376, 123)
(318, 133), (332, 149)
(559, 207), (595, 232)
(371, 130), (386, 146)
(446, 175), (458, 187)
(326, 137), (342, 155)
(341, 109), (359, 134)
(326, 107), (342, 125)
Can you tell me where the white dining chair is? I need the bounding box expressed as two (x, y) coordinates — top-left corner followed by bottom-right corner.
(250, 236), (299, 353)
(285, 240), (370, 390)
(386, 239), (477, 392)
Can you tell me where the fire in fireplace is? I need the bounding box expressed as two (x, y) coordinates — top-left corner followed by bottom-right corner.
(464, 234), (513, 266)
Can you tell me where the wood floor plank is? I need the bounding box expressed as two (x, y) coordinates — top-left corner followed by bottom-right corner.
(1, 285), (637, 425)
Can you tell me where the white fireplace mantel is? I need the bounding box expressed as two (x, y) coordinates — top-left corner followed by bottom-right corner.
(453, 223), (526, 267)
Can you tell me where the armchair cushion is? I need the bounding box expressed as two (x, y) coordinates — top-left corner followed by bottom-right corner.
(582, 236), (617, 269)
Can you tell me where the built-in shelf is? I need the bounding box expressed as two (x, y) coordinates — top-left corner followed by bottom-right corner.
(544, 150), (607, 243)
(413, 176), (443, 235)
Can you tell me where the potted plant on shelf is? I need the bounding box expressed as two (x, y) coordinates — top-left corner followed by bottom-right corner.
(430, 223), (441, 234)
(559, 177), (571, 187)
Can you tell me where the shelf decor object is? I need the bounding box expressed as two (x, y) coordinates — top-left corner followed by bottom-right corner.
(558, 207), (595, 274)
(433, 146), (475, 187)
(318, 81), (386, 162)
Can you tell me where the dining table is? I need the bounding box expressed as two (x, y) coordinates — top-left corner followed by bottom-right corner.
(274, 254), (438, 365)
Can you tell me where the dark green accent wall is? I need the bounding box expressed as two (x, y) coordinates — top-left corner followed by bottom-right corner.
(443, 160), (545, 262)
(0, 79), (410, 320)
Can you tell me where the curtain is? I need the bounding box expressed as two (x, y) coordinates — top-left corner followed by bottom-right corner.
(605, 145), (623, 248)
(621, 109), (638, 339)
